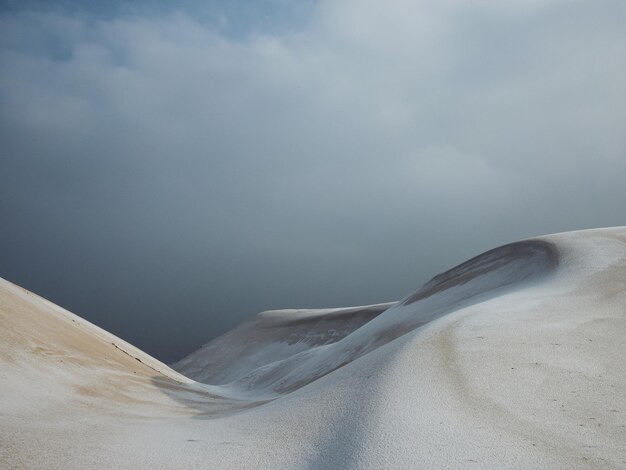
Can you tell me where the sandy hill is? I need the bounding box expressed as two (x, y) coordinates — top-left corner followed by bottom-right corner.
(1, 227), (625, 469)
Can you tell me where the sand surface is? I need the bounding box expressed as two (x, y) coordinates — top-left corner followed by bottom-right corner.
(1, 227), (625, 468)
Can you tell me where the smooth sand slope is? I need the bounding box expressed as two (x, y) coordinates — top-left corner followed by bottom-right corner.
(1, 227), (625, 469)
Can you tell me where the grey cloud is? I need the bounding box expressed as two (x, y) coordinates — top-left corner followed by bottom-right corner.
(1, 1), (626, 361)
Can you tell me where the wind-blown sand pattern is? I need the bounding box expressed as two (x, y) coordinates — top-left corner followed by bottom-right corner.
(1, 227), (625, 469)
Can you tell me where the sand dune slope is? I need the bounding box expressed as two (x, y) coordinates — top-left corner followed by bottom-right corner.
(1, 227), (625, 469)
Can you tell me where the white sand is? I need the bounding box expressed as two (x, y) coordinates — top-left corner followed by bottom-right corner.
(1, 227), (625, 469)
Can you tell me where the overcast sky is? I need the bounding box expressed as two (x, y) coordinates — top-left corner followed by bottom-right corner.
(1, 0), (625, 362)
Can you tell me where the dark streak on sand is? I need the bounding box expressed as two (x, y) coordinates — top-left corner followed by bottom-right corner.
(402, 240), (559, 306)
(276, 306), (387, 330)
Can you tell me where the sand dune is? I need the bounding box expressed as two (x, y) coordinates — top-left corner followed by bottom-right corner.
(1, 227), (625, 469)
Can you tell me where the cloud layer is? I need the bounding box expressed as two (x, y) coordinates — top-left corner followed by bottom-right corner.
(2, 0), (626, 361)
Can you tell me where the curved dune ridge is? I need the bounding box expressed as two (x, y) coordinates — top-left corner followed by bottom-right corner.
(175, 239), (558, 397)
(1, 227), (626, 469)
